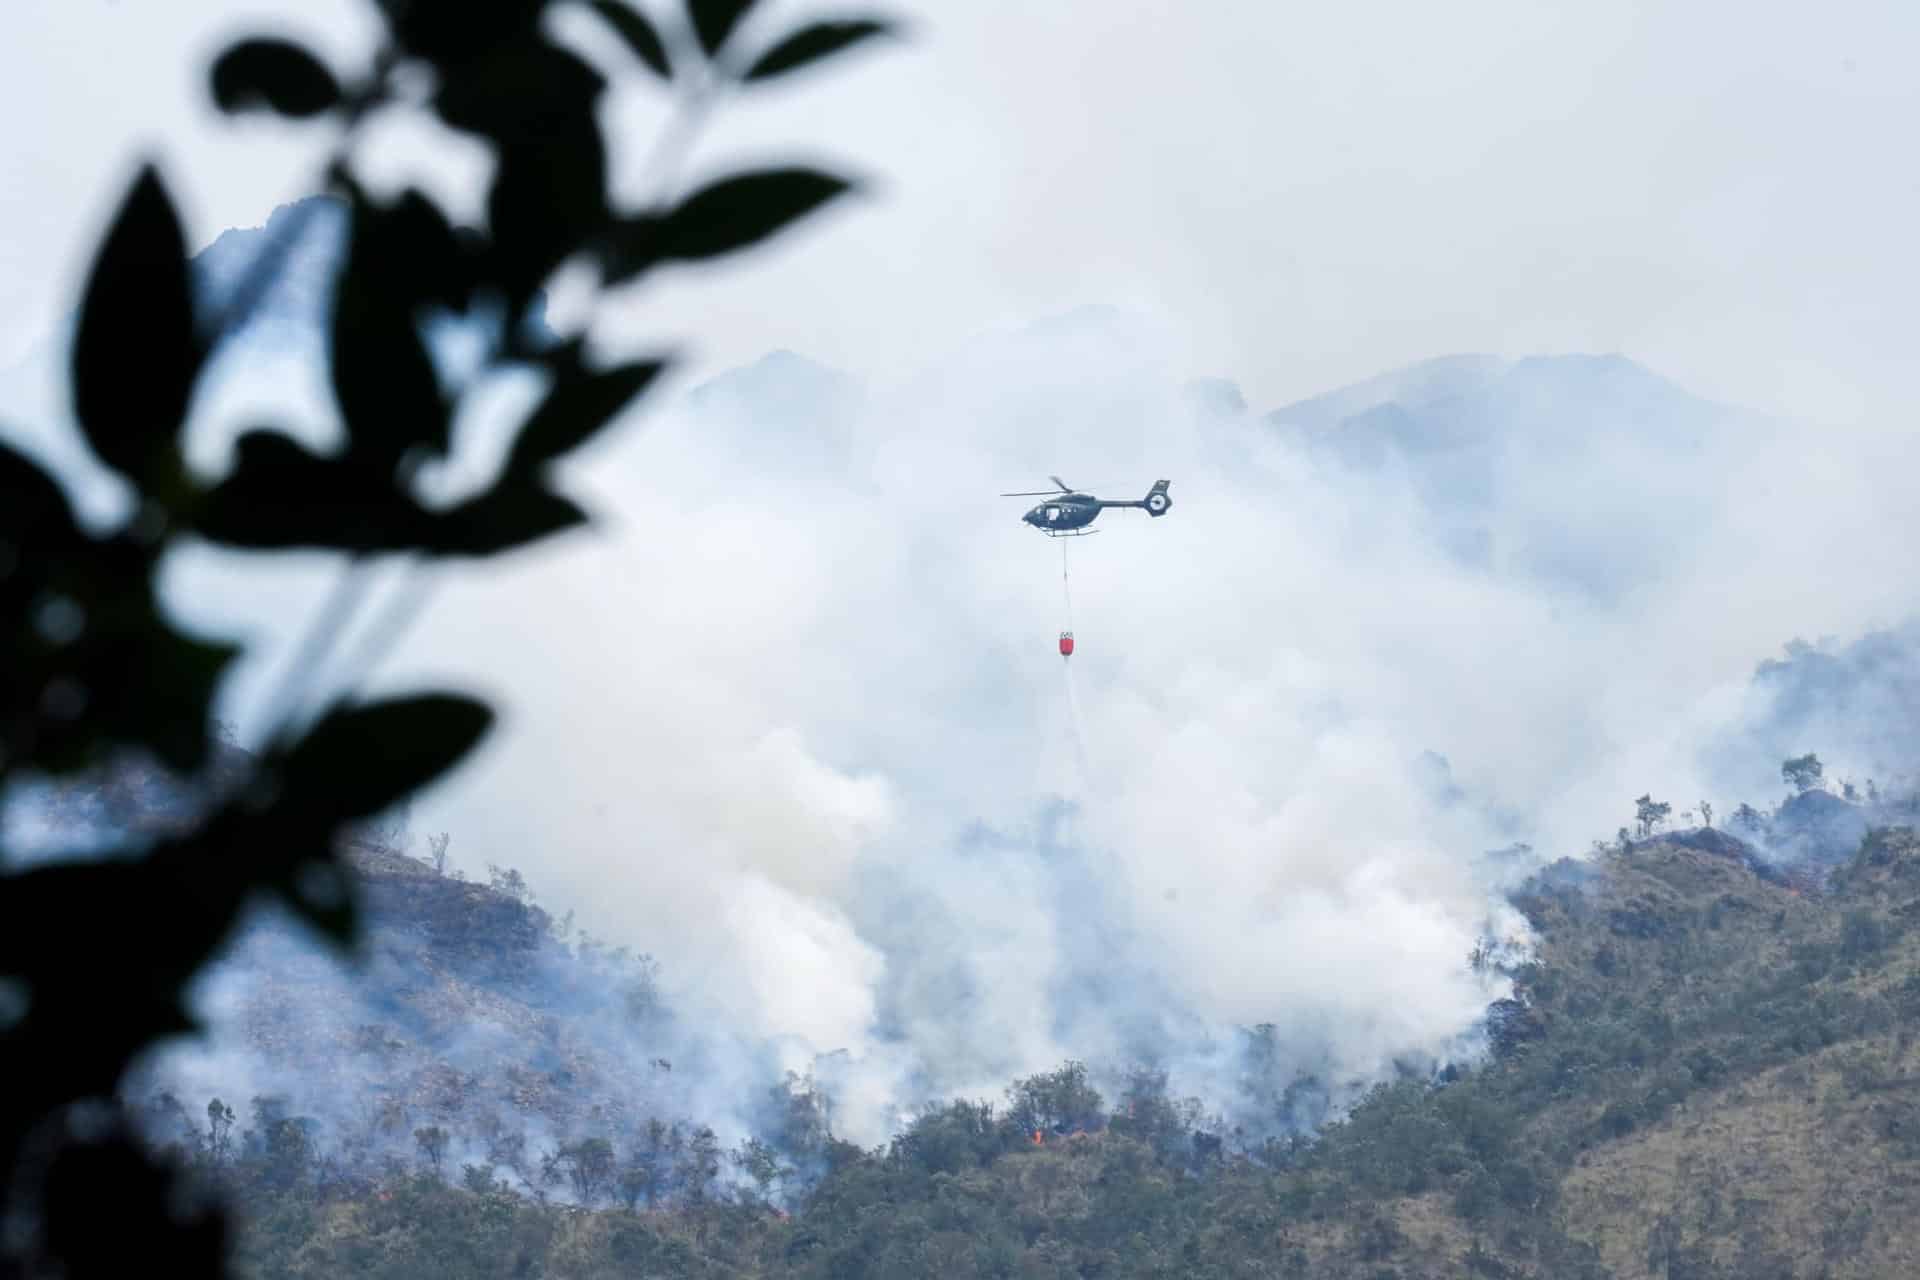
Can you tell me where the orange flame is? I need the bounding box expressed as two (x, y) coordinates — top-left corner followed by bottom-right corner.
(1031, 1129), (1044, 1145)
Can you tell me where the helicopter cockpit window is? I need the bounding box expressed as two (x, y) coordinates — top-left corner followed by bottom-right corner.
(1045, 506), (1061, 521)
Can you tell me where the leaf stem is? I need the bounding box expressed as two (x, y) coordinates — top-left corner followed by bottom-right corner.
(259, 555), (377, 748)
(638, 81), (719, 211)
(325, 558), (442, 697)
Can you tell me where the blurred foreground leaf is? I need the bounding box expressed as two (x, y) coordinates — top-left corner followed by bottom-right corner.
(210, 38), (343, 118)
(281, 694), (493, 819)
(2, 0), (894, 1272)
(70, 166), (199, 503)
(745, 19), (893, 81)
(604, 167), (854, 282)
(506, 356), (667, 475)
(592, 1), (674, 79)
(687, 0), (760, 57)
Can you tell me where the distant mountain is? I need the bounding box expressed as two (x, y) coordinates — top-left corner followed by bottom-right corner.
(1264, 352), (1736, 452)
(1181, 376), (1247, 421)
(190, 196), (347, 342)
(187, 195), (557, 350)
(1264, 353), (1772, 601)
(1264, 352), (1510, 437)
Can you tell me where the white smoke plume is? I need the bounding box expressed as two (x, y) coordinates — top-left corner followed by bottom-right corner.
(378, 304), (1911, 1147)
(10, 202), (1920, 1153)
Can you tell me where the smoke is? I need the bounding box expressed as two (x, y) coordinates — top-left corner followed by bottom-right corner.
(414, 305), (1909, 1148)
(1703, 624), (1920, 802)
(11, 202), (1920, 1157)
(319, 301), (1906, 1145)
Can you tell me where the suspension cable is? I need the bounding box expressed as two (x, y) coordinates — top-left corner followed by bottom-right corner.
(1061, 535), (1075, 631)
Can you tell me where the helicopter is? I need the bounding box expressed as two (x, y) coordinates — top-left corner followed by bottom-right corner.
(1001, 477), (1172, 537)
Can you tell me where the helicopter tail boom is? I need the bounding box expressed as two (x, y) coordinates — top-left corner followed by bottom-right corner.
(1096, 480), (1172, 516)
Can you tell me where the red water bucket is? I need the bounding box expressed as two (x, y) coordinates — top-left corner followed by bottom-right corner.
(1059, 631), (1075, 656)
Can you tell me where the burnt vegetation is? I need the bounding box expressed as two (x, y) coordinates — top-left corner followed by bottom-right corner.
(88, 771), (1920, 1278)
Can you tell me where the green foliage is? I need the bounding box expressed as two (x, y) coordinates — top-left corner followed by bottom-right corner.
(892, 1100), (1005, 1175)
(415, 1125), (450, 1174)
(1840, 908), (1891, 960)
(1004, 1060), (1105, 1137)
(0, 0), (894, 1273)
(195, 826), (1920, 1279)
(1783, 752), (1825, 793)
(1634, 793), (1673, 839)
(544, 1137), (618, 1204)
(1108, 1067), (1207, 1165)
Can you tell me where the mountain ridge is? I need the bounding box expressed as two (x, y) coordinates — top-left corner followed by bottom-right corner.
(155, 811), (1920, 1279)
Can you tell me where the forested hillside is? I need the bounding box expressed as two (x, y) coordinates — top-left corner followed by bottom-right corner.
(129, 790), (1920, 1278)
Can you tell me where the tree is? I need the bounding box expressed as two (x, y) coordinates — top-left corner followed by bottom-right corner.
(247, 1097), (317, 1194)
(766, 1071), (832, 1162)
(1006, 1060), (1106, 1136)
(205, 1098), (236, 1166)
(544, 1137), (617, 1205)
(1783, 753), (1825, 793)
(622, 1118), (679, 1210)
(488, 864), (532, 903)
(414, 1125), (450, 1176)
(676, 1127), (723, 1206)
(731, 1136), (785, 1203)
(1111, 1067), (1195, 1163)
(1732, 803), (1766, 835)
(1644, 1211), (1689, 1279)
(1698, 800), (1713, 828)
(426, 832), (452, 875)
(487, 1130), (539, 1198)
(0, 0), (893, 1272)
(616, 1160), (656, 1212)
(1634, 794), (1673, 840)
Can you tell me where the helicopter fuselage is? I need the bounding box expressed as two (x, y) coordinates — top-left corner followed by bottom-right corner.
(1021, 493), (1106, 533)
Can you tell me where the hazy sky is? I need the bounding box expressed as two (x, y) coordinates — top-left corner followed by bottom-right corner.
(6, 0), (1920, 421)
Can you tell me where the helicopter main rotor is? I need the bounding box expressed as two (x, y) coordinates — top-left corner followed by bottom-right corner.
(998, 475), (1075, 497)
